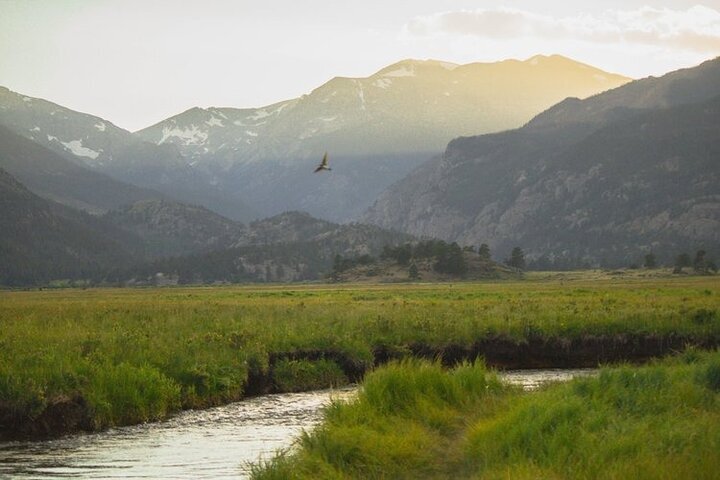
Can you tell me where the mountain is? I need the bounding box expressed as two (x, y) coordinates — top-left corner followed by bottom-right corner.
(104, 199), (245, 258)
(0, 124), (162, 213)
(136, 55), (630, 221)
(0, 87), (255, 221)
(362, 57), (720, 267)
(527, 56), (720, 132)
(0, 168), (141, 285)
(139, 55), (629, 160)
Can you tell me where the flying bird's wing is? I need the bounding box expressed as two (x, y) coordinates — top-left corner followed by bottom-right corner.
(314, 152), (330, 172)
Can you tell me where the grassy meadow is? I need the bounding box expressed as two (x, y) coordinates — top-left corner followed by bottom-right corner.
(251, 350), (720, 479)
(0, 274), (719, 437)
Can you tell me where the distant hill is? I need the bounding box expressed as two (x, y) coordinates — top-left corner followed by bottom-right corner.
(362, 57), (720, 267)
(0, 177), (416, 285)
(136, 55), (630, 220)
(119, 211), (415, 284)
(104, 199), (245, 258)
(0, 168), (140, 285)
(0, 124), (162, 213)
(0, 87), (255, 221)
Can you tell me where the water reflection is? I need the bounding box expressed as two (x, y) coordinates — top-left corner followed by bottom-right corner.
(0, 369), (595, 479)
(500, 368), (596, 390)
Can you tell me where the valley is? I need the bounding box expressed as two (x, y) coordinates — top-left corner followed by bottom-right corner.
(2, 5), (719, 476)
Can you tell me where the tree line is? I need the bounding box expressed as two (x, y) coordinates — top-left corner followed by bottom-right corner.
(331, 240), (530, 277)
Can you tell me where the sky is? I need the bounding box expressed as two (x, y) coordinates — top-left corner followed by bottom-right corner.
(1, 0), (720, 131)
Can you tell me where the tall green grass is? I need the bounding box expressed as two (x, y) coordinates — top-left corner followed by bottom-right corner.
(251, 350), (720, 479)
(251, 360), (507, 479)
(0, 276), (718, 435)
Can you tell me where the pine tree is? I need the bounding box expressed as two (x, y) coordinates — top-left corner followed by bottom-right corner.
(478, 243), (491, 262)
(506, 247), (526, 270)
(644, 253), (656, 269)
(694, 250), (707, 273)
(674, 253), (691, 273)
(408, 262), (420, 280)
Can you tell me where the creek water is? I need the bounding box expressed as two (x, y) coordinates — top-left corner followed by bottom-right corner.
(0, 369), (594, 479)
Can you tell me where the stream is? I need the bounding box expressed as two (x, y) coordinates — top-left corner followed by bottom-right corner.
(0, 369), (594, 479)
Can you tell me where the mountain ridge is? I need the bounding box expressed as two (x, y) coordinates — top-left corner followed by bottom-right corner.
(0, 87), (257, 221)
(362, 57), (720, 267)
(0, 124), (164, 213)
(134, 54), (630, 221)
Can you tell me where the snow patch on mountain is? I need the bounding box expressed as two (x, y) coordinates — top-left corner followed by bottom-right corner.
(94, 122), (106, 132)
(248, 109), (272, 121)
(438, 61), (458, 70)
(373, 78), (393, 89)
(159, 125), (209, 145)
(382, 66), (416, 77)
(354, 80), (366, 110)
(245, 130), (258, 137)
(205, 116), (224, 127)
(61, 139), (100, 159)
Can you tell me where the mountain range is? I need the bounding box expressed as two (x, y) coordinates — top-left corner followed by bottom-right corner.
(135, 55), (629, 220)
(1, 54), (717, 284)
(362, 57), (720, 267)
(0, 86), (255, 221)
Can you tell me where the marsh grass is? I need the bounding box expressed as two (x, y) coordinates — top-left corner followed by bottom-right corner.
(251, 351), (720, 479)
(272, 359), (348, 392)
(254, 360), (507, 479)
(0, 276), (718, 435)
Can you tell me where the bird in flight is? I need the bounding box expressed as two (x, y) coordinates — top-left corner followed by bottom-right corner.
(314, 152), (331, 173)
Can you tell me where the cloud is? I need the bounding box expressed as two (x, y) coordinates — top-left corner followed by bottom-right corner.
(405, 6), (720, 53)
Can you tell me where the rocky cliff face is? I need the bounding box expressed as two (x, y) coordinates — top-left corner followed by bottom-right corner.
(362, 57), (720, 267)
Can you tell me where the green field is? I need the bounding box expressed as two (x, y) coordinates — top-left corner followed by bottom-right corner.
(1, 274), (719, 438)
(251, 351), (720, 479)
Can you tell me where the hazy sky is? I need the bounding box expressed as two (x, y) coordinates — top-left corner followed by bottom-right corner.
(2, 0), (720, 131)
